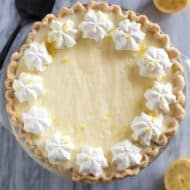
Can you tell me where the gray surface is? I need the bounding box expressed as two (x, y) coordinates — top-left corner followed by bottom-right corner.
(1, 0), (190, 190)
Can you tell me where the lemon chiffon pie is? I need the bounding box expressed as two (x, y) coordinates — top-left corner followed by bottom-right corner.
(5, 2), (185, 182)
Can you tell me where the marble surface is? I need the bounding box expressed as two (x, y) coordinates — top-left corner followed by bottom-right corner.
(1, 0), (190, 189)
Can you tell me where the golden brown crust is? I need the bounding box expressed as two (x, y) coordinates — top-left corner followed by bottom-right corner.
(5, 1), (185, 183)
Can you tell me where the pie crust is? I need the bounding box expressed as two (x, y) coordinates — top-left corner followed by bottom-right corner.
(5, 2), (185, 183)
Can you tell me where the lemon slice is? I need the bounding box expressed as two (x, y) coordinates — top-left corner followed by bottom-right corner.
(164, 158), (190, 190)
(153, 0), (190, 14)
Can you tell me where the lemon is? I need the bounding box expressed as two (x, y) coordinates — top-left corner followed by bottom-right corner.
(153, 0), (190, 14)
(164, 158), (190, 190)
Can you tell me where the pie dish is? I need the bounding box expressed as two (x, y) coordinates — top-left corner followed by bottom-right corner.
(5, 2), (185, 182)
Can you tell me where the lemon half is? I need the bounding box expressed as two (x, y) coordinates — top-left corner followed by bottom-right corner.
(153, 0), (190, 14)
(164, 158), (190, 190)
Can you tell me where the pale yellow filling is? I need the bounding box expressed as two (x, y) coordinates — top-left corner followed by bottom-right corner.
(14, 13), (170, 161)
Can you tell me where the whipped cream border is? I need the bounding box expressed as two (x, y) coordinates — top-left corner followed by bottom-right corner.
(45, 132), (74, 165)
(112, 19), (145, 51)
(79, 9), (113, 41)
(48, 19), (78, 49)
(111, 140), (142, 171)
(76, 146), (108, 176)
(144, 81), (176, 112)
(22, 105), (52, 135)
(130, 112), (164, 146)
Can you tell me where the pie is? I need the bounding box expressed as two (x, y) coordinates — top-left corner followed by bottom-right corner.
(5, 2), (185, 182)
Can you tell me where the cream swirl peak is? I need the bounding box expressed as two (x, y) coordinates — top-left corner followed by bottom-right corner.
(48, 19), (77, 48)
(79, 10), (113, 41)
(76, 147), (108, 177)
(111, 140), (142, 171)
(130, 112), (163, 146)
(112, 19), (145, 51)
(138, 47), (172, 78)
(22, 106), (52, 135)
(23, 42), (52, 72)
(144, 81), (176, 112)
(46, 132), (74, 164)
(13, 73), (44, 103)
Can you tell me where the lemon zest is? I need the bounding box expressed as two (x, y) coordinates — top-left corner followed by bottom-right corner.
(138, 43), (147, 55)
(62, 57), (70, 64)
(85, 155), (92, 161)
(62, 24), (70, 31)
(145, 126), (151, 134)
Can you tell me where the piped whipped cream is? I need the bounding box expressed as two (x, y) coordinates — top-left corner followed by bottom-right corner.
(112, 19), (145, 51)
(23, 42), (52, 72)
(13, 72), (44, 103)
(130, 112), (163, 146)
(144, 81), (176, 112)
(48, 19), (77, 49)
(111, 140), (142, 171)
(138, 47), (172, 78)
(46, 132), (74, 164)
(79, 10), (113, 41)
(22, 106), (52, 135)
(76, 147), (108, 177)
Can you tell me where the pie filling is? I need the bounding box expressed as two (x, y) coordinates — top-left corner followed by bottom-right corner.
(9, 8), (181, 177)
